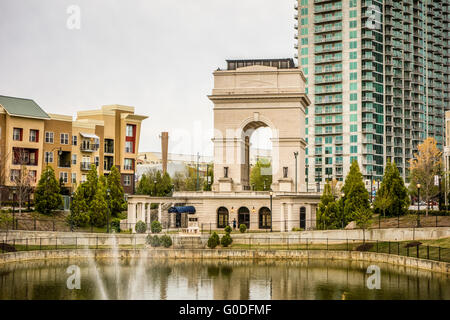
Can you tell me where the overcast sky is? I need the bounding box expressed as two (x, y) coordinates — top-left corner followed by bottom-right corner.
(0, 0), (294, 155)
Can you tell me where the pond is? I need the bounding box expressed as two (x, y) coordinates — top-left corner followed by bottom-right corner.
(0, 258), (448, 300)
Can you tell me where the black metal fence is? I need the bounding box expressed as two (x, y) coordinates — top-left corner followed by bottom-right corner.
(1, 235), (448, 263)
(1, 214), (449, 234)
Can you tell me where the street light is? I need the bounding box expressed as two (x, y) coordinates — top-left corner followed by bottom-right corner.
(417, 183), (421, 212)
(153, 180), (157, 197)
(269, 190), (273, 233)
(70, 192), (75, 232)
(12, 189), (16, 230)
(341, 192), (345, 229)
(106, 188), (111, 233)
(294, 151), (299, 193)
(416, 183), (421, 228)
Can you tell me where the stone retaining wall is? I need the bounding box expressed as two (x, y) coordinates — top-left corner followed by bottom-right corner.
(0, 248), (448, 274)
(1, 227), (449, 245)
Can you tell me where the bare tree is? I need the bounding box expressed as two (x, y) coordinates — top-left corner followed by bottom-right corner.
(12, 165), (34, 214)
(0, 149), (10, 210)
(10, 148), (35, 214)
(409, 138), (442, 216)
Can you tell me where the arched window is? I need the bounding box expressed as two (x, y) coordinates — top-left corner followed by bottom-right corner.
(238, 207), (250, 228)
(217, 207), (229, 228)
(300, 207), (306, 229)
(259, 207), (271, 229)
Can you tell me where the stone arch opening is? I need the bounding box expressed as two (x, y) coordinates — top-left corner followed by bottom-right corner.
(238, 207), (250, 228)
(242, 121), (274, 191)
(258, 207), (271, 229)
(217, 207), (229, 228)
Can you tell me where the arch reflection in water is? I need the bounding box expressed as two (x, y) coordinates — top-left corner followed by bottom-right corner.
(0, 259), (448, 300)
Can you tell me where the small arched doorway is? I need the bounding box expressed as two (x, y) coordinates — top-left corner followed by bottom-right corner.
(258, 207), (271, 229)
(238, 207), (250, 228)
(217, 207), (229, 228)
(300, 207), (306, 230)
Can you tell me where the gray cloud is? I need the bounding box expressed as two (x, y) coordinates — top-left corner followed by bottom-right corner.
(0, 0), (294, 155)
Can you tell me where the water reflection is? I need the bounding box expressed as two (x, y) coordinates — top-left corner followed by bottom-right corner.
(0, 258), (448, 300)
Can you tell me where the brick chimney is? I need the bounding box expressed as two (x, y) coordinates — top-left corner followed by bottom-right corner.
(161, 132), (169, 174)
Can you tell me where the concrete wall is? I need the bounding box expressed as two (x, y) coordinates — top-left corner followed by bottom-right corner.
(0, 248), (448, 274)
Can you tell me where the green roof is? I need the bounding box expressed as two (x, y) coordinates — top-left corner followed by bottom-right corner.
(0, 95), (50, 119)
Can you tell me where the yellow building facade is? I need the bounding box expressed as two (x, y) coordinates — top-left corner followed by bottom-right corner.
(0, 96), (147, 202)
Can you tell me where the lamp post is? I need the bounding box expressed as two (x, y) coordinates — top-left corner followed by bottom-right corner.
(294, 151), (299, 193)
(12, 189), (16, 230)
(341, 192), (345, 229)
(70, 192), (75, 232)
(417, 183), (421, 212)
(153, 180), (157, 197)
(416, 183), (421, 228)
(269, 190), (273, 232)
(106, 188), (111, 233)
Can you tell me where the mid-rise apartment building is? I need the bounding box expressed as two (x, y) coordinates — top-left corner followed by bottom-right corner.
(295, 0), (450, 190)
(0, 95), (147, 201)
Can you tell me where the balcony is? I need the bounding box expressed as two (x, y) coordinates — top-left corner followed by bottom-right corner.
(58, 151), (71, 168)
(104, 139), (114, 154)
(104, 155), (114, 171)
(80, 141), (100, 153)
(12, 148), (38, 166)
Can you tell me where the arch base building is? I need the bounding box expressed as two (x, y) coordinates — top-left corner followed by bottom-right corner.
(127, 59), (321, 232)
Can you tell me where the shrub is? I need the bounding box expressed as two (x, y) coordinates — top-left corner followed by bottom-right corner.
(135, 221), (147, 233)
(207, 232), (220, 249)
(151, 220), (162, 233)
(224, 225), (232, 234)
(291, 227), (303, 232)
(160, 235), (173, 248)
(110, 218), (121, 233)
(220, 233), (233, 247)
(146, 235), (161, 247)
(239, 224), (247, 233)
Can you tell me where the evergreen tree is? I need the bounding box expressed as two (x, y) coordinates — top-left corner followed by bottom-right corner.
(137, 172), (151, 194)
(137, 169), (173, 196)
(317, 182), (340, 229)
(35, 166), (62, 215)
(68, 183), (90, 227)
(374, 161), (409, 217)
(85, 164), (98, 203)
(107, 166), (125, 217)
(89, 176), (108, 227)
(340, 160), (370, 226)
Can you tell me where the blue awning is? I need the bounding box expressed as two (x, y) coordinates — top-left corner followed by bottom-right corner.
(168, 206), (196, 214)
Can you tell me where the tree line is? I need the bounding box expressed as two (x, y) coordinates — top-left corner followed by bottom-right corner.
(317, 137), (443, 234)
(32, 165), (126, 228)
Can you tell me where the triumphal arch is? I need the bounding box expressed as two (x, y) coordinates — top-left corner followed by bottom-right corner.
(210, 59), (310, 193)
(126, 59), (320, 233)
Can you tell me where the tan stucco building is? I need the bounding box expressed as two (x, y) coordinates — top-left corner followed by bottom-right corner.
(0, 96), (147, 201)
(126, 59), (320, 232)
